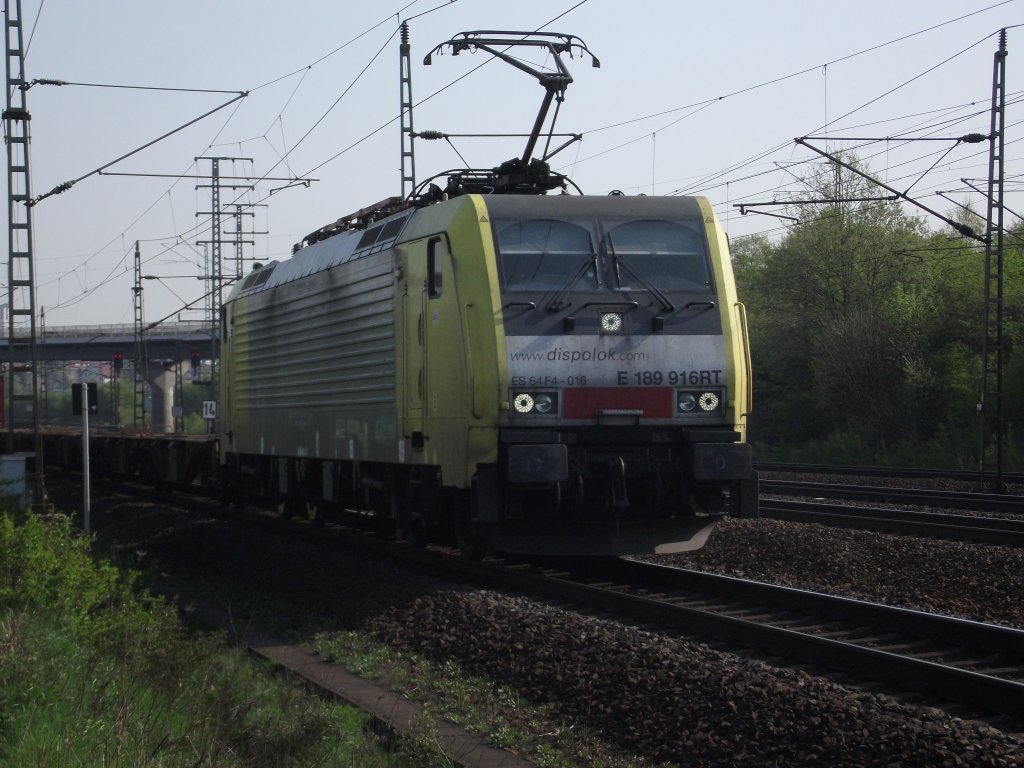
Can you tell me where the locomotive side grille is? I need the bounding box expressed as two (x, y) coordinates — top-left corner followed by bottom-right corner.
(232, 256), (396, 409)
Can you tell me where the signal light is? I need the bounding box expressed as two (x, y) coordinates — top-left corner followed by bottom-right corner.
(112, 351), (124, 372)
(191, 350), (201, 370)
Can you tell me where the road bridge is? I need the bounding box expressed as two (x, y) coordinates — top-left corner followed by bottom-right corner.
(1, 321), (217, 433)
(0, 321), (216, 363)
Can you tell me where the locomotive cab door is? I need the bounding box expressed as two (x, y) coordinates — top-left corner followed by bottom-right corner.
(421, 235), (470, 476)
(400, 243), (427, 450)
(400, 234), (470, 476)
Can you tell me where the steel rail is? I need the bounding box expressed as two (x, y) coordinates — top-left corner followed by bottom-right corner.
(761, 479), (1024, 514)
(291, 515), (1024, 719)
(449, 555), (1024, 719)
(757, 498), (1024, 545)
(755, 462), (1024, 485)
(596, 561), (1024, 716)
(92, 479), (1024, 723)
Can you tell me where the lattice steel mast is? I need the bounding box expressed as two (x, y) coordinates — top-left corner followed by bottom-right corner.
(4, 0), (44, 503)
(399, 21), (416, 199)
(132, 241), (148, 430)
(977, 29), (1008, 491)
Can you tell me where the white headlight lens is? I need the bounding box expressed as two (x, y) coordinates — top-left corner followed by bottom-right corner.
(534, 393), (554, 414)
(600, 312), (623, 333)
(513, 393), (535, 413)
(678, 393), (697, 412)
(698, 392), (720, 412)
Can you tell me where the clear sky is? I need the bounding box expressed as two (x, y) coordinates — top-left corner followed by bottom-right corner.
(5, 0), (1021, 327)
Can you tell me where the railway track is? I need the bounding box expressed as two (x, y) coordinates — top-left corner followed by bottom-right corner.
(89, 478), (1024, 727)
(756, 480), (1024, 544)
(565, 559), (1024, 720)
(213, 502), (1024, 724)
(757, 500), (1024, 545)
(755, 461), (1024, 486)
(396, 547), (1024, 723)
(762, 479), (1024, 514)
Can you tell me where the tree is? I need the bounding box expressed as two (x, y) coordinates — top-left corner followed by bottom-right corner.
(733, 155), (1024, 467)
(736, 156), (945, 453)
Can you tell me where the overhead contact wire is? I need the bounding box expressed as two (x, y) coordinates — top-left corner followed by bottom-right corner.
(39, 1), (437, 317)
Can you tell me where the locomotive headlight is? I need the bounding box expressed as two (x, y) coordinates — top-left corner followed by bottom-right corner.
(511, 391), (559, 415)
(600, 312), (623, 333)
(513, 393), (536, 413)
(677, 390), (723, 414)
(698, 391), (720, 412)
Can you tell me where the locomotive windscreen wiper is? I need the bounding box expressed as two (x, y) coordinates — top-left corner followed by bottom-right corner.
(546, 252), (597, 311)
(607, 238), (675, 313)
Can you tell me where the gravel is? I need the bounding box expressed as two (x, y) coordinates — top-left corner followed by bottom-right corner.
(367, 588), (1024, 767)
(60, 484), (1024, 767)
(646, 517), (1024, 629)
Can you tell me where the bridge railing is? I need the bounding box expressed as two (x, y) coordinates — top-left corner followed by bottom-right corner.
(31, 321), (215, 340)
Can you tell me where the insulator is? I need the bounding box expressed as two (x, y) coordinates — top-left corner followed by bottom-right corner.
(401, 22), (409, 45)
(416, 130), (446, 140)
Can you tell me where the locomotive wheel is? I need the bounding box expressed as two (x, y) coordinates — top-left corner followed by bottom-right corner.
(280, 495), (304, 519)
(306, 502), (325, 526)
(455, 519), (485, 560)
(451, 490), (485, 559)
(406, 517), (429, 548)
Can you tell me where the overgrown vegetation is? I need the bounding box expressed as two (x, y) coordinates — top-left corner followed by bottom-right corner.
(733, 156), (1024, 469)
(315, 630), (671, 768)
(0, 506), (412, 766)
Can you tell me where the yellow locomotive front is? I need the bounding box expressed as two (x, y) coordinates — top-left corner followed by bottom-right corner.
(431, 193), (756, 555)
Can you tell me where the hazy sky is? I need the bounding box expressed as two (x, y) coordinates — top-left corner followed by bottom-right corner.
(5, 0), (1021, 327)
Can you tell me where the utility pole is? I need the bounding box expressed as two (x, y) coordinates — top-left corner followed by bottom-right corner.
(39, 305), (46, 420)
(399, 21), (416, 198)
(977, 29), (1008, 492)
(132, 242), (148, 430)
(4, 0), (45, 506)
(196, 156), (253, 427)
(173, 341), (184, 433)
(227, 203), (266, 279)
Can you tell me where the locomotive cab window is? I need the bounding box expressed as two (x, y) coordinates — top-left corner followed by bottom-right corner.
(428, 236), (443, 298)
(495, 218), (598, 292)
(607, 220), (711, 292)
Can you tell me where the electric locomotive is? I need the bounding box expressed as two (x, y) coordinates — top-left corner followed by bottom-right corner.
(219, 189), (753, 555)
(217, 28), (753, 556)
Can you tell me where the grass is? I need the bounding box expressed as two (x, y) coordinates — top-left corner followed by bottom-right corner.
(0, 506), (438, 767)
(315, 629), (675, 768)
(11, 484), (678, 767)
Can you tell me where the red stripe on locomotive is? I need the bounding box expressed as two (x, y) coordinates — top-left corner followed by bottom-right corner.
(562, 387), (673, 419)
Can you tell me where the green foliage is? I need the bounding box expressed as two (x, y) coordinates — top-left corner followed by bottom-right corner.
(42, 370), (213, 432)
(0, 512), (403, 767)
(735, 156), (1024, 469)
(0, 511), (155, 646)
(0, 612), (395, 767)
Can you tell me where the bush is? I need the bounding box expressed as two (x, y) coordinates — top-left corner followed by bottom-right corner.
(0, 510), (402, 767)
(0, 510), (159, 649)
